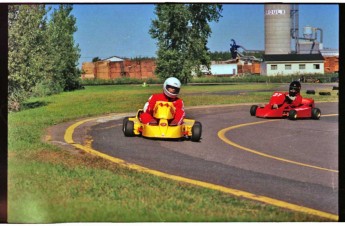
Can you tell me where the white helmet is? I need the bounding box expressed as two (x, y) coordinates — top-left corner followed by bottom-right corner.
(163, 77), (181, 98)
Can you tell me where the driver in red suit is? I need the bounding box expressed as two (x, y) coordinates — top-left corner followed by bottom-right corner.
(273, 81), (302, 108)
(140, 77), (185, 126)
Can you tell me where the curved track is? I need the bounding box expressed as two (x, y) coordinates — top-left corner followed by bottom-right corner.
(87, 102), (338, 216)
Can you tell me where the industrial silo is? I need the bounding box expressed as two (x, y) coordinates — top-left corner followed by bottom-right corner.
(264, 4), (291, 54)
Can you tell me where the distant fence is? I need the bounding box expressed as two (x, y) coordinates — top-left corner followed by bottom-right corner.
(82, 59), (157, 80)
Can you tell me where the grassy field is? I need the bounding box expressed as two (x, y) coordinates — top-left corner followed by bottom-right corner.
(8, 83), (338, 223)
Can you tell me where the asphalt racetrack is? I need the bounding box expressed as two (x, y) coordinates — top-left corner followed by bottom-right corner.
(87, 102), (338, 216)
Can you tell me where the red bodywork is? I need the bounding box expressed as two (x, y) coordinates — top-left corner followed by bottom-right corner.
(255, 92), (315, 118)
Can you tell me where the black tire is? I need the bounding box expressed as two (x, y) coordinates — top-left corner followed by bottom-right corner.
(191, 121), (202, 142)
(306, 90), (315, 95)
(311, 108), (321, 120)
(124, 120), (135, 137)
(250, 105), (258, 116)
(319, 92), (331, 96)
(288, 110), (297, 120)
(122, 117), (129, 134)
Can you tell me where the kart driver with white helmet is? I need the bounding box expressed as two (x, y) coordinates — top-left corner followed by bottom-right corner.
(140, 77), (185, 126)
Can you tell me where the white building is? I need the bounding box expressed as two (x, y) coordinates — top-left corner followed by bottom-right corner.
(210, 64), (237, 76)
(103, 56), (125, 62)
(260, 53), (324, 76)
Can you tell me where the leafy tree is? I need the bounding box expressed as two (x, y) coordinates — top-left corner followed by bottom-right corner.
(208, 50), (264, 61)
(209, 51), (232, 61)
(150, 4), (222, 83)
(92, 57), (101, 62)
(8, 4), (82, 111)
(45, 4), (81, 92)
(8, 5), (48, 110)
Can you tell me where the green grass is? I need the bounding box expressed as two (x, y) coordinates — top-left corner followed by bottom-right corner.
(8, 84), (338, 223)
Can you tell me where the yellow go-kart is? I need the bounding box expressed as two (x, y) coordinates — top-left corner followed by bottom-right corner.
(123, 101), (202, 142)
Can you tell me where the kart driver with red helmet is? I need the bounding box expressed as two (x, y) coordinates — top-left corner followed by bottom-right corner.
(273, 81), (302, 108)
(140, 77), (185, 126)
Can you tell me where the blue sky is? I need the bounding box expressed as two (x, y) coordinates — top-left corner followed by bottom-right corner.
(70, 4), (339, 67)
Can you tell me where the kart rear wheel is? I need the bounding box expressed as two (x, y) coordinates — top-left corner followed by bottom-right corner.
(250, 105), (258, 116)
(288, 110), (297, 120)
(311, 108), (321, 120)
(191, 121), (202, 142)
(124, 120), (135, 137)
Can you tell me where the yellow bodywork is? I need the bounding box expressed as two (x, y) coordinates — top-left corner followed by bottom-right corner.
(128, 101), (195, 139)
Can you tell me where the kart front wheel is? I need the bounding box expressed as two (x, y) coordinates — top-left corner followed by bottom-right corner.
(250, 105), (258, 116)
(191, 121), (202, 142)
(288, 110), (297, 120)
(122, 117), (129, 133)
(311, 108), (321, 120)
(123, 120), (135, 137)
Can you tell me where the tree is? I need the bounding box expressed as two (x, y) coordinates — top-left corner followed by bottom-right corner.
(8, 4), (82, 111)
(92, 57), (101, 62)
(8, 5), (48, 110)
(150, 4), (222, 83)
(45, 4), (81, 92)
(209, 51), (232, 61)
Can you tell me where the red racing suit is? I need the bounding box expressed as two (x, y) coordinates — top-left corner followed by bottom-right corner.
(284, 92), (302, 107)
(140, 93), (185, 125)
(270, 92), (302, 108)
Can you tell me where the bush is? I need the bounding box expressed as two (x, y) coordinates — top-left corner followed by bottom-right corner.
(80, 73), (338, 86)
(190, 73), (338, 84)
(80, 77), (163, 86)
(31, 80), (64, 97)
(8, 89), (28, 112)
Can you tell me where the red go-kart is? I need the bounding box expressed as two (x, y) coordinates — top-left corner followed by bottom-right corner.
(250, 92), (321, 120)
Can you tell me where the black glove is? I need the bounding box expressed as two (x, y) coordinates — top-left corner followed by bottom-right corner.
(285, 95), (292, 104)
